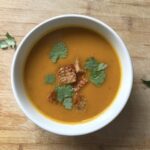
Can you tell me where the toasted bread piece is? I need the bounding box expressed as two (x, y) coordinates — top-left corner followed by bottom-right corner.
(57, 64), (77, 84)
(73, 74), (88, 92)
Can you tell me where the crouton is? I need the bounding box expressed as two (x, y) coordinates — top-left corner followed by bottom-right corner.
(57, 64), (77, 84)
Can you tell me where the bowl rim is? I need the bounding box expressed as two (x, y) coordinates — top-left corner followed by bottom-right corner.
(11, 14), (133, 136)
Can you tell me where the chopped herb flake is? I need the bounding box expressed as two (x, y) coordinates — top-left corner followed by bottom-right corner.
(97, 63), (107, 71)
(49, 42), (68, 63)
(0, 40), (8, 49)
(55, 85), (74, 103)
(63, 97), (73, 109)
(0, 33), (16, 50)
(90, 70), (105, 86)
(142, 80), (150, 88)
(84, 57), (107, 86)
(5, 33), (16, 49)
(84, 57), (99, 71)
(45, 74), (55, 84)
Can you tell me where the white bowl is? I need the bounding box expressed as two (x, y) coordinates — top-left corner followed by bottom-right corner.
(11, 14), (133, 136)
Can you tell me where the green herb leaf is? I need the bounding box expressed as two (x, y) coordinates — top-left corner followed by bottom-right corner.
(90, 70), (105, 86)
(0, 33), (16, 50)
(0, 40), (8, 49)
(5, 33), (16, 49)
(97, 63), (107, 71)
(142, 80), (150, 88)
(84, 57), (99, 71)
(49, 42), (68, 63)
(84, 57), (107, 86)
(45, 74), (55, 84)
(55, 85), (74, 103)
(63, 97), (73, 109)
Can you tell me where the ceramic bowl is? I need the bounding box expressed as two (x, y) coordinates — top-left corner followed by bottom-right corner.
(11, 14), (133, 136)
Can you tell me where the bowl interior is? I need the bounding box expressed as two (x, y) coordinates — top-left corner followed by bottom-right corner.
(11, 15), (133, 136)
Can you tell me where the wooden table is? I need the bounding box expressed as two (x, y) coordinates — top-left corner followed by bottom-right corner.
(0, 0), (150, 149)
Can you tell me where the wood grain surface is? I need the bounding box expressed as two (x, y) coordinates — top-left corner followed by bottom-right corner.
(0, 0), (150, 149)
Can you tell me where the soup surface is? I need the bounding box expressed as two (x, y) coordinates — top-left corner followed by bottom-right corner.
(24, 27), (121, 123)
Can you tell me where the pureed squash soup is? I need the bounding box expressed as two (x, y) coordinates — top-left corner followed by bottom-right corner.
(24, 27), (121, 123)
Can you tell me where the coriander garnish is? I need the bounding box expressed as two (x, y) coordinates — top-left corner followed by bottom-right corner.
(63, 97), (73, 109)
(49, 42), (68, 63)
(45, 74), (56, 84)
(142, 80), (150, 88)
(84, 57), (107, 86)
(90, 70), (106, 86)
(0, 32), (16, 50)
(55, 85), (74, 109)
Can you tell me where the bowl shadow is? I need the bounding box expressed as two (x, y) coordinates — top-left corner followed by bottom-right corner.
(40, 83), (142, 149)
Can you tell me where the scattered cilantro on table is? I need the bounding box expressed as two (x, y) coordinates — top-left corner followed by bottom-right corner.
(49, 42), (68, 63)
(142, 80), (150, 88)
(84, 57), (107, 86)
(0, 32), (16, 50)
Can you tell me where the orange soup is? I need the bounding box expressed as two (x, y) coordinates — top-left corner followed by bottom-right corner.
(24, 27), (121, 123)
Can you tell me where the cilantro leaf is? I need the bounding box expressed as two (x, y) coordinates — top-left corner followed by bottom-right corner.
(63, 97), (73, 109)
(0, 33), (16, 50)
(90, 70), (105, 86)
(49, 42), (68, 63)
(55, 85), (74, 103)
(142, 80), (150, 88)
(97, 63), (107, 71)
(84, 57), (107, 86)
(5, 32), (16, 49)
(84, 57), (99, 71)
(45, 74), (55, 84)
(0, 40), (8, 49)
